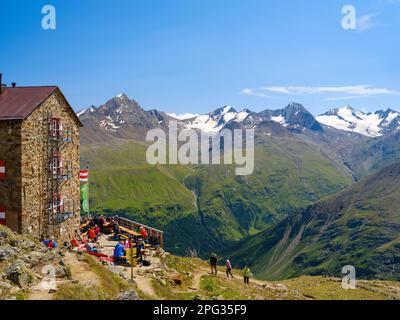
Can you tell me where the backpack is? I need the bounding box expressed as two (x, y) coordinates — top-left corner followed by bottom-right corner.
(142, 259), (151, 266)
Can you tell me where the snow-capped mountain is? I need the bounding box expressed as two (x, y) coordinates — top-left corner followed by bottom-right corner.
(77, 93), (400, 143)
(316, 106), (400, 137)
(174, 102), (323, 133)
(182, 106), (251, 133)
(258, 102), (323, 132)
(78, 93), (172, 143)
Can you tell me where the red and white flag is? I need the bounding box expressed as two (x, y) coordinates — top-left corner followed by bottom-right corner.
(0, 207), (5, 225)
(80, 170), (88, 182)
(0, 160), (5, 180)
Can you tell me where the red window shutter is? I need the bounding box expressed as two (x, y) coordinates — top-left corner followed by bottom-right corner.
(0, 207), (6, 225)
(0, 160), (5, 180)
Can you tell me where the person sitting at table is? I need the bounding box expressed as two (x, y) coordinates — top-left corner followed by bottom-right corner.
(112, 219), (120, 240)
(124, 237), (132, 249)
(71, 238), (79, 248)
(88, 227), (97, 242)
(114, 240), (125, 264)
(85, 242), (98, 253)
(99, 215), (106, 232)
(94, 224), (101, 236)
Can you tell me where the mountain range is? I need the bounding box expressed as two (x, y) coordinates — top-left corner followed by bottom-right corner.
(78, 94), (400, 280)
(79, 97), (400, 138)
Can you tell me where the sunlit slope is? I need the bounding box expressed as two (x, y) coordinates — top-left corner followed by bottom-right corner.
(229, 163), (400, 281)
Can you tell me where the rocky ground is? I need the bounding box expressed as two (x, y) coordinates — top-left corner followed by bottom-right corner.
(0, 225), (70, 299)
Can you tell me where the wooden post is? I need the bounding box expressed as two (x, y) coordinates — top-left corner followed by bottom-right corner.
(130, 238), (134, 280)
(160, 232), (164, 248)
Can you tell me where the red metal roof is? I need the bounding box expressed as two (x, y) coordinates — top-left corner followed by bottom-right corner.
(0, 86), (57, 120)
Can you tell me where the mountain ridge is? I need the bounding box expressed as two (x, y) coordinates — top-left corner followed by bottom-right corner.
(78, 94), (400, 138)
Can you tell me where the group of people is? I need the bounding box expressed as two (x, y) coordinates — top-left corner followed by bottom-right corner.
(41, 236), (57, 249)
(209, 253), (253, 285)
(114, 236), (147, 265)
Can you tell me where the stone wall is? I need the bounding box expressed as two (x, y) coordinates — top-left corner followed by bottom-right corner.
(0, 121), (22, 233)
(21, 89), (81, 242)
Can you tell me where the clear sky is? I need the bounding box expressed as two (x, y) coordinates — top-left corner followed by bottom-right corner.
(1, 0), (399, 115)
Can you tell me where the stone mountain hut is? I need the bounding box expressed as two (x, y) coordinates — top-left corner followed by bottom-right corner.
(0, 73), (82, 242)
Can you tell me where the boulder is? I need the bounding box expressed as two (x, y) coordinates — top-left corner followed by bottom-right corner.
(118, 289), (140, 300)
(5, 260), (33, 288)
(54, 265), (71, 278)
(0, 246), (18, 262)
(171, 274), (183, 285)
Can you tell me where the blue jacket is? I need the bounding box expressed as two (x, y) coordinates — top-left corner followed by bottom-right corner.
(114, 243), (125, 257)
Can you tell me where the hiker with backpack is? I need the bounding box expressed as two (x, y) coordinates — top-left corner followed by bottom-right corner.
(209, 253), (218, 274)
(243, 266), (253, 285)
(225, 257), (234, 279)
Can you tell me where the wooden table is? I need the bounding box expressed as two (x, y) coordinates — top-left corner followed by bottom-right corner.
(119, 226), (141, 237)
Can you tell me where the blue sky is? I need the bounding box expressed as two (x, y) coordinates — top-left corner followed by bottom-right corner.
(1, 0), (399, 115)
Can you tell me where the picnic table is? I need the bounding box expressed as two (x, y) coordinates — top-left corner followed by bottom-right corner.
(119, 226), (141, 237)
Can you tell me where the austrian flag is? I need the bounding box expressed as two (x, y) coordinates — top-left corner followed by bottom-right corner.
(0, 160), (5, 180)
(0, 207), (5, 225)
(80, 170), (88, 183)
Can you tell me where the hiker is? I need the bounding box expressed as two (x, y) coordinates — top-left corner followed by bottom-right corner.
(243, 266), (253, 285)
(114, 240), (125, 264)
(209, 253), (218, 274)
(136, 239), (145, 264)
(88, 227), (97, 242)
(140, 226), (148, 242)
(47, 237), (57, 249)
(225, 257), (234, 279)
(42, 238), (50, 247)
(113, 219), (120, 240)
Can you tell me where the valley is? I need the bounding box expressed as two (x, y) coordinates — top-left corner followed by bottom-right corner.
(78, 94), (400, 281)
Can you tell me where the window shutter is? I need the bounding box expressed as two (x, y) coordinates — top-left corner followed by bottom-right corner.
(0, 207), (6, 225)
(0, 160), (5, 180)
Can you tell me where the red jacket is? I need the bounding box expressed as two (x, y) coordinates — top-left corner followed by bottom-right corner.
(88, 229), (97, 239)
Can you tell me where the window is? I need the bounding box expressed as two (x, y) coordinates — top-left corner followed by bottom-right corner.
(0, 207), (5, 225)
(49, 155), (63, 175)
(49, 118), (63, 137)
(49, 193), (64, 214)
(0, 160), (5, 180)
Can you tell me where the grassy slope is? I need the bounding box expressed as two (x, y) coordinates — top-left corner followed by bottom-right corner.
(229, 163), (400, 281)
(185, 136), (351, 242)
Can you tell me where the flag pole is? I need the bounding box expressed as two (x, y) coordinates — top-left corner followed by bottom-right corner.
(87, 165), (90, 219)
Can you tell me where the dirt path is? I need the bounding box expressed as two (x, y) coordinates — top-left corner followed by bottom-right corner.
(64, 252), (101, 287)
(27, 252), (101, 300)
(135, 275), (158, 298)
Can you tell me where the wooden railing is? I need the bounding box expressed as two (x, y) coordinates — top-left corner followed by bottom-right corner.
(116, 217), (164, 248)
